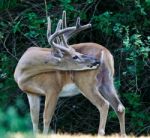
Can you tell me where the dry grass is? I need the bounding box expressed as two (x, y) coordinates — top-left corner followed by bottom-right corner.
(7, 133), (149, 138)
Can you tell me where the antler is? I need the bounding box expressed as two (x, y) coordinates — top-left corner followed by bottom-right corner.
(47, 16), (63, 58)
(47, 11), (91, 60)
(61, 11), (91, 41)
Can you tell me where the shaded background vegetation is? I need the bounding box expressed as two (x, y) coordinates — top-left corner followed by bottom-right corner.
(0, 0), (150, 136)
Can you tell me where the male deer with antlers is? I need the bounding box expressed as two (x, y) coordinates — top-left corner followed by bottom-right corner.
(14, 11), (126, 136)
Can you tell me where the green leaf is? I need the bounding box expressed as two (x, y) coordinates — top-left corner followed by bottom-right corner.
(13, 20), (21, 33)
(93, 12), (113, 35)
(0, 31), (4, 39)
(59, 0), (71, 4)
(24, 31), (38, 38)
(87, 0), (93, 4)
(145, 0), (150, 6)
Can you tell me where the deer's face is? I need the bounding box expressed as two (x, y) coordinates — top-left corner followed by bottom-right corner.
(47, 10), (96, 69)
(54, 53), (100, 70)
(72, 54), (100, 68)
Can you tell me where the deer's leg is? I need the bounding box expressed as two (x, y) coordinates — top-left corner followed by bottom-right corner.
(43, 89), (59, 134)
(27, 93), (40, 133)
(99, 81), (126, 136)
(76, 80), (109, 135)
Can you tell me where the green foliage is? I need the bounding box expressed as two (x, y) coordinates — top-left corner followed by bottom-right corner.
(59, 0), (74, 11)
(123, 92), (150, 133)
(0, 107), (31, 133)
(0, 0), (150, 136)
(94, 12), (113, 35)
(0, 53), (17, 107)
(0, 0), (18, 10)
(24, 12), (46, 38)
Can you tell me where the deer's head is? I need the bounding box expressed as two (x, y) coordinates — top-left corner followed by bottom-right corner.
(47, 11), (100, 68)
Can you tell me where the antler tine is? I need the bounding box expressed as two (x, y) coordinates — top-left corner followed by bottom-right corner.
(76, 17), (81, 29)
(62, 10), (67, 28)
(48, 25), (92, 53)
(54, 19), (64, 57)
(63, 23), (92, 40)
(62, 11), (91, 41)
(47, 16), (51, 40)
(55, 19), (62, 32)
(55, 19), (70, 49)
(46, 18), (63, 57)
(55, 19), (62, 44)
(61, 11), (70, 48)
(61, 35), (69, 48)
(48, 18), (71, 53)
(48, 11), (92, 57)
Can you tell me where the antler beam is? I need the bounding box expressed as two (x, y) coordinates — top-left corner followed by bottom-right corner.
(47, 11), (91, 60)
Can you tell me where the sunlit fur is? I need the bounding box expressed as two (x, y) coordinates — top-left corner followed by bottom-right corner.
(14, 43), (126, 136)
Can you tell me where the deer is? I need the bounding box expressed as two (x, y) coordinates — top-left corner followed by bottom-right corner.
(14, 11), (126, 136)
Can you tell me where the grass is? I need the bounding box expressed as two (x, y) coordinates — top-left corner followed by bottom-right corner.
(5, 133), (150, 138)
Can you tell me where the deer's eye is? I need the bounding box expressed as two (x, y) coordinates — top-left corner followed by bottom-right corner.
(72, 55), (79, 60)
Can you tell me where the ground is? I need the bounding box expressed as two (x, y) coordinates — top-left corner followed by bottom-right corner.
(6, 133), (150, 138)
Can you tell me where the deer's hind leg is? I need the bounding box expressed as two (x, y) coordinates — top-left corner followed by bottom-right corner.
(75, 72), (109, 135)
(27, 93), (40, 133)
(99, 76), (126, 136)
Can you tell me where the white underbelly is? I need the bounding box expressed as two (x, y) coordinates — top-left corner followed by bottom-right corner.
(59, 83), (81, 97)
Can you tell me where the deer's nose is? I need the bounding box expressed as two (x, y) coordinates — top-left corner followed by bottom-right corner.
(87, 60), (101, 68)
(92, 61), (100, 66)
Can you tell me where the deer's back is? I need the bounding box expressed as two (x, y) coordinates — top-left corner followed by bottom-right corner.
(14, 43), (114, 94)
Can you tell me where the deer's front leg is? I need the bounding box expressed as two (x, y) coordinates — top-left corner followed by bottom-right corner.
(43, 89), (60, 134)
(27, 93), (40, 133)
(86, 87), (109, 135)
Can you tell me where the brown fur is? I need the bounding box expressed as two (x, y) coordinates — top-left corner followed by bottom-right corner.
(14, 43), (126, 136)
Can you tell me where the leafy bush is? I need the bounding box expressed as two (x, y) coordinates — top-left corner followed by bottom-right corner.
(0, 107), (31, 134)
(0, 0), (150, 136)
